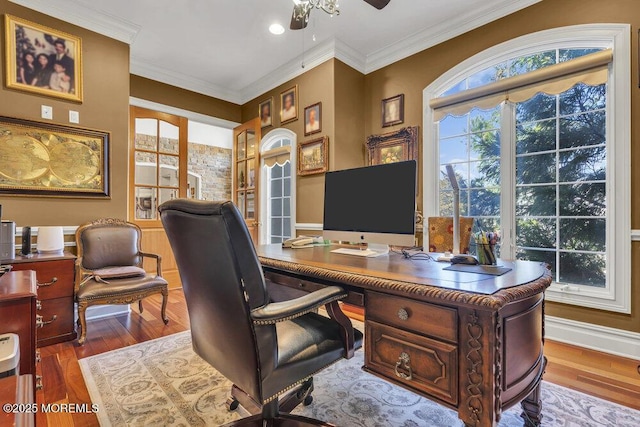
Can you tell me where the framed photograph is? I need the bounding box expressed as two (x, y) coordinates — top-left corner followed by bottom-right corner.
(381, 94), (404, 127)
(280, 85), (298, 124)
(367, 126), (418, 165)
(304, 102), (322, 136)
(259, 97), (273, 128)
(4, 15), (83, 102)
(0, 116), (109, 197)
(298, 136), (329, 176)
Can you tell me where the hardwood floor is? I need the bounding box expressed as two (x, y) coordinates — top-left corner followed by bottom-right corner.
(35, 289), (639, 426)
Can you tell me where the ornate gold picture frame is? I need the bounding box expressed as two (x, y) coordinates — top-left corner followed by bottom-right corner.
(0, 116), (109, 197)
(366, 126), (418, 165)
(4, 14), (83, 102)
(298, 136), (328, 176)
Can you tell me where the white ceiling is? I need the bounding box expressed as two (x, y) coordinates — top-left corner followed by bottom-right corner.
(10, 0), (541, 104)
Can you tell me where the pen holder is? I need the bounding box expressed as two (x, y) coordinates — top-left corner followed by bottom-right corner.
(474, 243), (497, 265)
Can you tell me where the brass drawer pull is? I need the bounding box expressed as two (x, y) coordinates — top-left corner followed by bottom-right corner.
(397, 308), (409, 321)
(36, 300), (42, 310)
(36, 314), (58, 328)
(36, 375), (43, 391)
(394, 352), (413, 380)
(37, 277), (58, 287)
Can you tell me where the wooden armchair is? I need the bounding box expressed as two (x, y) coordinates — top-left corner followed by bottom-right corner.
(74, 218), (169, 345)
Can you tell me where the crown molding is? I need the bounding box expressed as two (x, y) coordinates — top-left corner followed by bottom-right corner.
(8, 0), (140, 44)
(239, 37), (365, 105)
(129, 97), (239, 129)
(129, 58), (242, 104)
(364, 0), (543, 73)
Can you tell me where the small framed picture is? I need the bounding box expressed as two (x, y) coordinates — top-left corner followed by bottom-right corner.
(304, 102), (322, 136)
(259, 97), (272, 128)
(280, 85), (298, 124)
(4, 14), (83, 102)
(298, 136), (329, 176)
(381, 94), (404, 127)
(367, 126), (418, 166)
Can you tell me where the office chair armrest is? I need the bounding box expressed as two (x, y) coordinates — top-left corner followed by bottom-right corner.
(251, 286), (347, 325)
(139, 251), (163, 276)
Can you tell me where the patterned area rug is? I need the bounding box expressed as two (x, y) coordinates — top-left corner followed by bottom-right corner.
(79, 330), (640, 427)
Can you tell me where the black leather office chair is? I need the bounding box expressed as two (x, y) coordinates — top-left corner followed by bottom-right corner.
(159, 200), (362, 426)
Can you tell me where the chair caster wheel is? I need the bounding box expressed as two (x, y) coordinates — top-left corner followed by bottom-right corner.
(226, 397), (239, 411)
(303, 395), (313, 406)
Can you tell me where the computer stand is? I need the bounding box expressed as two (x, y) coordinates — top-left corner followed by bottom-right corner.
(330, 243), (389, 258)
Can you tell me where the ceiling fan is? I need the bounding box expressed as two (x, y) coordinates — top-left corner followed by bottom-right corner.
(290, 0), (391, 30)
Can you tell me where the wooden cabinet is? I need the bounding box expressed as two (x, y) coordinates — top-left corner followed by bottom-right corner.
(233, 118), (261, 243)
(9, 254), (77, 347)
(0, 271), (37, 380)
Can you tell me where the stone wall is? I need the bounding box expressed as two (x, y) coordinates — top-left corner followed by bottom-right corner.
(188, 143), (232, 201)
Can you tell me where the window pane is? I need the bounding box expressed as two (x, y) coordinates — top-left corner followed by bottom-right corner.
(559, 183), (605, 216)
(508, 50), (556, 75)
(516, 152), (556, 184)
(283, 218), (291, 239)
(283, 177), (291, 196)
(271, 178), (282, 197)
(469, 130), (500, 161)
(516, 185), (556, 216)
(440, 164), (469, 189)
(470, 188), (500, 216)
(469, 109), (500, 130)
(560, 218), (605, 251)
(135, 151), (157, 186)
(246, 192), (255, 219)
(283, 161), (291, 176)
(516, 218), (556, 249)
(559, 48), (602, 62)
(237, 192), (245, 217)
(439, 136), (467, 164)
(237, 161), (246, 189)
(559, 111), (606, 149)
(516, 93), (556, 122)
(271, 164), (282, 178)
(237, 132), (246, 159)
(159, 121), (179, 154)
(469, 161), (499, 188)
(134, 118), (157, 150)
(559, 83), (605, 115)
(516, 119), (556, 154)
(439, 115), (467, 138)
(271, 218), (282, 236)
(135, 187), (157, 220)
(159, 188), (178, 206)
(159, 154), (179, 188)
(246, 130), (256, 157)
(271, 236), (283, 244)
(467, 63), (506, 89)
(517, 248), (556, 274)
(559, 252), (605, 287)
(271, 198), (282, 216)
(559, 146), (606, 183)
(440, 189), (469, 216)
(283, 197), (291, 216)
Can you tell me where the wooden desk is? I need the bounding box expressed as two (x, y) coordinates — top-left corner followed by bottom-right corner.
(256, 245), (552, 427)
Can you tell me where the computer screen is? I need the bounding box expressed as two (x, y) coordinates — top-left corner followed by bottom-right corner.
(323, 160), (416, 247)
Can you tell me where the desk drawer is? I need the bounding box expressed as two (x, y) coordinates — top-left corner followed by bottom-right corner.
(264, 271), (364, 306)
(366, 291), (457, 343)
(36, 296), (74, 343)
(11, 259), (75, 300)
(365, 320), (458, 405)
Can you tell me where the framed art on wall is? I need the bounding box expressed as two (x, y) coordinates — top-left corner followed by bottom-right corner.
(298, 136), (328, 176)
(381, 94), (404, 127)
(259, 97), (273, 128)
(367, 126), (418, 165)
(304, 102), (322, 136)
(0, 116), (109, 197)
(280, 85), (298, 124)
(4, 14), (83, 102)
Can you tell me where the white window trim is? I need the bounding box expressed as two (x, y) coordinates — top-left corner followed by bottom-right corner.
(259, 128), (297, 245)
(423, 24), (631, 313)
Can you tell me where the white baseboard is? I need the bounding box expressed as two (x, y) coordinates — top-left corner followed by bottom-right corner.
(83, 304), (130, 321)
(545, 315), (640, 360)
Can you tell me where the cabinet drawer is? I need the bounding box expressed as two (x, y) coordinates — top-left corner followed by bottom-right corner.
(366, 291), (457, 343)
(36, 296), (74, 342)
(11, 260), (75, 299)
(264, 270), (364, 306)
(365, 320), (458, 405)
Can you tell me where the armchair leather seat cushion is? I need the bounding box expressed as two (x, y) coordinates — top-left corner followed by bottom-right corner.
(92, 266), (147, 280)
(262, 312), (364, 402)
(76, 274), (168, 301)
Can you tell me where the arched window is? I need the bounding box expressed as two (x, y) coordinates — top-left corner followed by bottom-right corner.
(423, 24), (630, 313)
(259, 128), (297, 244)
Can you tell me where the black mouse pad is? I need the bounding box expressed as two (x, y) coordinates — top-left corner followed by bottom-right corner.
(443, 264), (512, 276)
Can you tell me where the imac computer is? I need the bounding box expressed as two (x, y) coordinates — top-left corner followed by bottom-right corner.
(323, 160), (417, 257)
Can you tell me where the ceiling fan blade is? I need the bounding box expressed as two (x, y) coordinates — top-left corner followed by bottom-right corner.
(290, 5), (310, 30)
(363, 0), (391, 9)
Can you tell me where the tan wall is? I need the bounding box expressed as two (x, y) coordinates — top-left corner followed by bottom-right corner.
(0, 0), (130, 226)
(130, 75), (241, 123)
(364, 0), (640, 332)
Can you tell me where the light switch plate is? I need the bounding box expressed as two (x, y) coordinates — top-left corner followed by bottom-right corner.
(69, 110), (79, 124)
(41, 105), (53, 120)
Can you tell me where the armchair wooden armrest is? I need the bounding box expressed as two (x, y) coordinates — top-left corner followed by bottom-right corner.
(139, 251), (163, 276)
